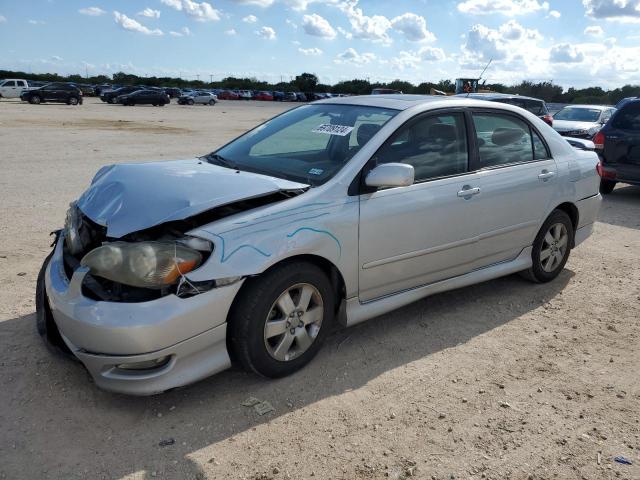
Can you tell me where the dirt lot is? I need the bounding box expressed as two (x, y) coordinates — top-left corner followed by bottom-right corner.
(0, 98), (638, 480)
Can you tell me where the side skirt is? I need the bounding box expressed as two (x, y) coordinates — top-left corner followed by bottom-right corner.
(345, 247), (533, 327)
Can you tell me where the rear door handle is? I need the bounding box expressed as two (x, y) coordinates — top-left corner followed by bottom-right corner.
(538, 170), (556, 181)
(457, 186), (481, 198)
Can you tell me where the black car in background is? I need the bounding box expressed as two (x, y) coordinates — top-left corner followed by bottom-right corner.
(118, 89), (170, 106)
(100, 86), (142, 104)
(20, 83), (83, 105)
(594, 99), (640, 194)
(164, 87), (182, 98)
(459, 93), (554, 126)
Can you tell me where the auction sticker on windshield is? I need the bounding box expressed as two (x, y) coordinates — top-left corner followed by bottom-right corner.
(312, 124), (354, 136)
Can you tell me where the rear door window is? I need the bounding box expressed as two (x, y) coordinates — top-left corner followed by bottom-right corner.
(3, 81), (16, 87)
(472, 113), (535, 168)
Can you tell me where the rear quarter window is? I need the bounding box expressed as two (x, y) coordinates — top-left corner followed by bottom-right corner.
(612, 103), (640, 130)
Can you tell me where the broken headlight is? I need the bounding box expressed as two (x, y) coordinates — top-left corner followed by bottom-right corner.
(81, 241), (203, 289)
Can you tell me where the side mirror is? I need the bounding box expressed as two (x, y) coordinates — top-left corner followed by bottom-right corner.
(365, 163), (414, 188)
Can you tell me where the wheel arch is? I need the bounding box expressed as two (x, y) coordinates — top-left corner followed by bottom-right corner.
(552, 202), (579, 247)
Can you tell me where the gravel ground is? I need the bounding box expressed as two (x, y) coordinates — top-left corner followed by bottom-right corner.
(0, 98), (638, 480)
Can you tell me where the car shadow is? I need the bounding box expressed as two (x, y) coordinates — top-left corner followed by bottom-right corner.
(0, 270), (572, 479)
(598, 185), (640, 231)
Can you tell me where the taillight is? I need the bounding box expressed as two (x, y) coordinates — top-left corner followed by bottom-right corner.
(593, 131), (605, 150)
(543, 114), (553, 126)
(596, 161), (616, 179)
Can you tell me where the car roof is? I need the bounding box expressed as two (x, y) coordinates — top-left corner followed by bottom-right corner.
(313, 94), (541, 112)
(557, 104), (613, 110)
(456, 92), (545, 103)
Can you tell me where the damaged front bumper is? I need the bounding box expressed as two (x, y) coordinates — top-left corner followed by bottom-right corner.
(43, 234), (244, 395)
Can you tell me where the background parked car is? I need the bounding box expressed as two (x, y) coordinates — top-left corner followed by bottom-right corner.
(100, 86), (142, 104)
(118, 89), (169, 106)
(282, 92), (297, 101)
(593, 99), (640, 194)
(254, 91), (274, 101)
(460, 92), (554, 126)
(20, 83), (83, 105)
(371, 88), (403, 94)
(552, 105), (615, 139)
(164, 87), (182, 98)
(218, 90), (240, 100)
(0, 79), (34, 98)
(238, 90), (253, 100)
(295, 92), (307, 102)
(615, 97), (638, 109)
(177, 90), (217, 105)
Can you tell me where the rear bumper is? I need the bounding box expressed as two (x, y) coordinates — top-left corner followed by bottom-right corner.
(574, 193), (601, 247)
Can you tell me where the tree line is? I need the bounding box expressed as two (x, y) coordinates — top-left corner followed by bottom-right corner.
(1, 69), (638, 105)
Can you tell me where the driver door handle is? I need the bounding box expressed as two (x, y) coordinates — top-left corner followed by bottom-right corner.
(538, 170), (556, 181)
(457, 186), (481, 198)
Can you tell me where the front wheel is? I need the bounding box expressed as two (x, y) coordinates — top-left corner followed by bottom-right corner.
(29, 95), (41, 104)
(110, 97), (118, 104)
(520, 210), (573, 283)
(209, 99), (216, 106)
(68, 97), (79, 105)
(229, 262), (335, 378)
(600, 179), (616, 194)
(188, 99), (194, 105)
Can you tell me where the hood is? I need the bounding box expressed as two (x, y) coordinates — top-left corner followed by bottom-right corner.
(552, 120), (599, 132)
(76, 159), (308, 238)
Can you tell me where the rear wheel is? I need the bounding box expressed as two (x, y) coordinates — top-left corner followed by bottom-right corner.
(600, 179), (616, 194)
(67, 96), (79, 106)
(520, 210), (573, 283)
(109, 97), (118, 104)
(188, 99), (194, 105)
(29, 95), (41, 104)
(229, 261), (334, 378)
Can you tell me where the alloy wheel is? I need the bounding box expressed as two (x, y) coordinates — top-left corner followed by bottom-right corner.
(540, 223), (568, 272)
(263, 283), (323, 362)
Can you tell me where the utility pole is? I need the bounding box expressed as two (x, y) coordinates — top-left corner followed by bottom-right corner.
(209, 74), (213, 84)
(196, 74), (200, 81)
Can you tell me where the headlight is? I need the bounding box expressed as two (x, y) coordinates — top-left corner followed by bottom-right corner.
(64, 202), (84, 255)
(81, 241), (202, 289)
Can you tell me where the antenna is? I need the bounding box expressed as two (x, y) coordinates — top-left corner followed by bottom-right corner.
(466, 58), (492, 98)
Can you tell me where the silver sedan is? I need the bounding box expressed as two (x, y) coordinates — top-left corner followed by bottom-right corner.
(38, 95), (602, 394)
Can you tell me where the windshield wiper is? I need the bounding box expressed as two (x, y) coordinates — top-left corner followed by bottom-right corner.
(204, 153), (240, 171)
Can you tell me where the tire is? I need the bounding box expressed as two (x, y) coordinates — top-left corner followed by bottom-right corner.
(188, 99), (194, 105)
(36, 251), (73, 356)
(600, 179), (616, 194)
(110, 97), (118, 104)
(208, 99), (215, 106)
(520, 209), (573, 283)
(152, 103), (158, 106)
(67, 97), (79, 106)
(158, 102), (165, 107)
(229, 261), (335, 378)
(29, 95), (41, 105)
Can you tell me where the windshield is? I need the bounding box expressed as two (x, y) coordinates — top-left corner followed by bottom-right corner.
(211, 104), (398, 186)
(554, 107), (601, 122)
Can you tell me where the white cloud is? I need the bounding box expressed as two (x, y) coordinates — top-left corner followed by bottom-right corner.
(169, 26), (192, 36)
(457, 0), (549, 16)
(339, 0), (392, 43)
(78, 7), (106, 16)
(419, 46), (446, 61)
(583, 0), (640, 23)
(337, 26), (353, 39)
(160, 0), (221, 22)
(242, 14), (258, 23)
(230, 0), (274, 6)
(225, 28), (237, 35)
(51, 55), (63, 61)
(113, 11), (163, 35)
(584, 25), (604, 36)
(256, 26), (276, 39)
(302, 13), (336, 38)
(335, 47), (376, 64)
(285, 18), (297, 28)
(390, 13), (435, 42)
(549, 43), (585, 63)
(0, 15), (6, 23)
(138, 8), (161, 19)
(28, 19), (45, 25)
(283, 0), (340, 10)
(299, 47), (323, 55)
(547, 10), (561, 18)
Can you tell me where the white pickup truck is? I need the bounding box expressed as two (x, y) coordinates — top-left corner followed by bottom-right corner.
(0, 79), (34, 99)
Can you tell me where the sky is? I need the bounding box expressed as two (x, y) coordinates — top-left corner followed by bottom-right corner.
(1, 0), (640, 89)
